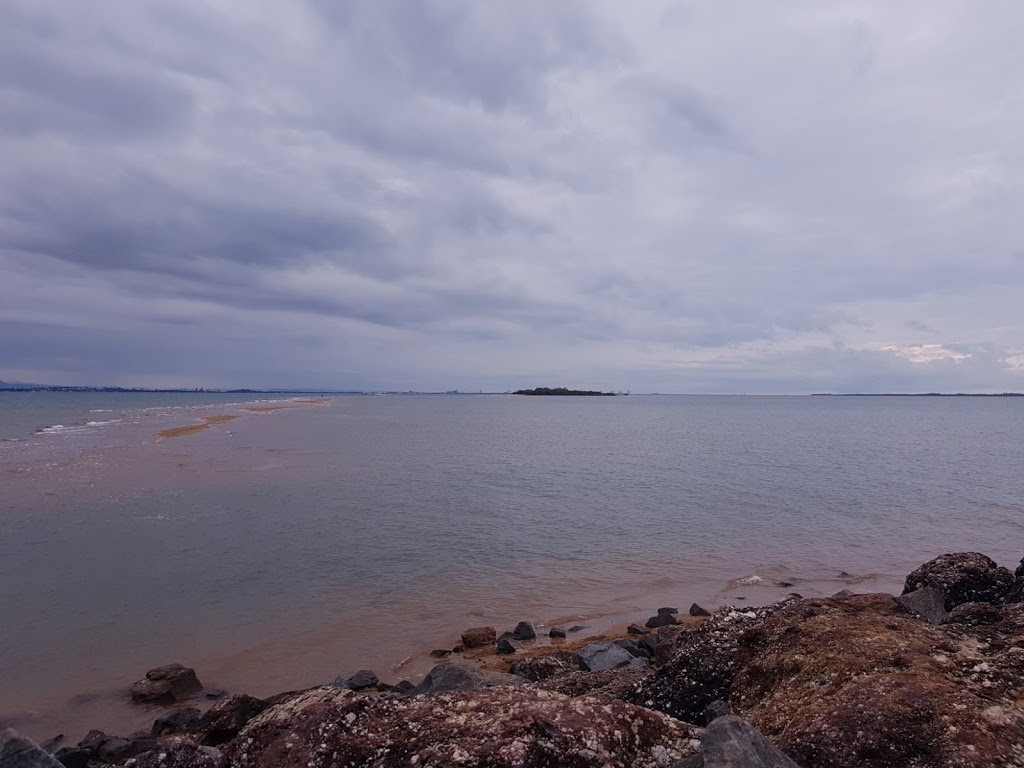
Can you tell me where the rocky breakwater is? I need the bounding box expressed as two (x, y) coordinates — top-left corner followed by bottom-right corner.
(6, 551), (1024, 767)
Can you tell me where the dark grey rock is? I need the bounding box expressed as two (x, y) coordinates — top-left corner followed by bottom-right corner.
(896, 585), (950, 625)
(646, 612), (679, 629)
(346, 670), (379, 690)
(54, 748), (90, 768)
(495, 637), (519, 654)
(774, 581), (795, 588)
(578, 642), (651, 672)
(548, 627), (567, 639)
(328, 676), (349, 688)
(429, 649), (451, 658)
(838, 571), (852, 577)
(832, 589), (856, 597)
(658, 607), (679, 615)
(497, 631), (517, 642)
(627, 623), (650, 635)
(77, 730), (107, 754)
(689, 603), (712, 617)
(98, 735), (155, 764)
(946, 601), (1005, 626)
(413, 660), (526, 694)
(638, 633), (659, 658)
(129, 665), (202, 705)
(512, 621), (536, 640)
(190, 694), (267, 746)
(201, 689), (225, 700)
(451, 645), (465, 653)
(673, 756), (704, 768)
(152, 708), (201, 736)
(903, 552), (1017, 610)
(704, 700), (730, 724)
(0, 729), (63, 768)
(567, 625), (585, 633)
(393, 680), (415, 694)
(614, 638), (650, 659)
(700, 715), (800, 767)
(1016, 557), (1024, 580)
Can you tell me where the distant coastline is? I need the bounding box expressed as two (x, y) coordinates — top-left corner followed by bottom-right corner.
(811, 392), (1024, 397)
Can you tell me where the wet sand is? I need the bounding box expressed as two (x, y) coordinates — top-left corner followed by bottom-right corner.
(154, 415), (239, 439)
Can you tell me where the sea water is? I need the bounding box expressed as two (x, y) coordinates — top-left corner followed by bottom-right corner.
(1, 393), (1023, 740)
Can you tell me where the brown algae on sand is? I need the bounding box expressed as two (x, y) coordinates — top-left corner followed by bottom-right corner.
(155, 414), (238, 439)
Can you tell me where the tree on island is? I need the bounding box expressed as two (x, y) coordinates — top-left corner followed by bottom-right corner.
(513, 387), (616, 396)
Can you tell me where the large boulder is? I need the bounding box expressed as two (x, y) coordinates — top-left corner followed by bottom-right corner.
(902, 552), (1016, 610)
(413, 660), (526, 694)
(238, 687), (351, 735)
(221, 687), (700, 768)
(125, 740), (222, 768)
(533, 668), (651, 703)
(129, 665), (203, 705)
(630, 605), (779, 723)
(730, 594), (1024, 767)
(0, 729), (63, 768)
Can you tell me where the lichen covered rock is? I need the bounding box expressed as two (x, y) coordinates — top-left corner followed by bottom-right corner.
(222, 687), (699, 768)
(903, 552), (1016, 610)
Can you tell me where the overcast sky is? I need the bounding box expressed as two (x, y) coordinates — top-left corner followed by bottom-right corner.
(2, 2), (1023, 392)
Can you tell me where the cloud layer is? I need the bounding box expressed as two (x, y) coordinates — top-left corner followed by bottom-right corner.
(2, 1), (1023, 392)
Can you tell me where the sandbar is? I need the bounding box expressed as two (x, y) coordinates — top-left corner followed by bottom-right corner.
(155, 414), (238, 439)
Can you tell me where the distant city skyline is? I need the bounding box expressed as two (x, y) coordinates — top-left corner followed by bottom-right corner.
(2, 2), (1023, 394)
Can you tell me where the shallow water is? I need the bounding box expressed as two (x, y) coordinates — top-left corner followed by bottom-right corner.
(1, 393), (1023, 741)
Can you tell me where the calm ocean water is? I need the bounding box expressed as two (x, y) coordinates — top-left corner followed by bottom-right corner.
(2, 393), (1023, 740)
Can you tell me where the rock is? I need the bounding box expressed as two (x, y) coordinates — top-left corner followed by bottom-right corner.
(509, 651), (577, 682)
(896, 585), (950, 625)
(345, 670), (379, 690)
(567, 625), (585, 633)
(638, 632), (660, 658)
(659, 607), (679, 615)
(97, 735), (156, 764)
(222, 687), (700, 768)
(54, 748), (90, 768)
(699, 716), (799, 768)
(412, 660), (526, 694)
(429, 648), (450, 658)
(201, 689), (225, 700)
(327, 675), (349, 688)
(903, 552), (1016, 610)
(689, 603), (712, 617)
(129, 665), (203, 705)
(578, 641), (650, 672)
(125, 742), (223, 768)
(237, 687), (352, 738)
(40, 735), (63, 753)
(946, 601), (1005, 626)
(78, 730), (108, 754)
(495, 637), (519, 655)
(630, 604), (784, 723)
(730, 594), (1024, 767)
(189, 694), (266, 746)
(460, 626), (497, 648)
(832, 589), (856, 597)
(628, 623), (651, 635)
(838, 571), (852, 577)
(393, 680), (415, 694)
(1016, 557), (1024, 580)
(0, 729), (63, 768)
(151, 708), (201, 736)
(533, 668), (652, 704)
(548, 627), (567, 638)
(646, 612), (679, 629)
(512, 621), (536, 640)
(452, 644), (465, 653)
(704, 700), (729, 724)
(615, 638), (651, 659)
(774, 581), (794, 588)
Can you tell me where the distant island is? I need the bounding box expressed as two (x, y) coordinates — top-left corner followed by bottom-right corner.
(513, 387), (617, 396)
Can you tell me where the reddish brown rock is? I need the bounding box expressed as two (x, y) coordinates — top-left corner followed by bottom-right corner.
(533, 668), (651, 703)
(125, 739), (222, 768)
(731, 594), (1024, 767)
(129, 665), (202, 705)
(903, 552), (1016, 610)
(461, 626), (497, 648)
(508, 650), (577, 682)
(222, 687), (699, 768)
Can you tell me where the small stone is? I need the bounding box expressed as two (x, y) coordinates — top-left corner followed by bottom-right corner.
(688, 603), (712, 617)
(129, 664), (203, 705)
(567, 625), (585, 633)
(657, 607), (679, 615)
(775, 581), (795, 588)
(460, 626), (497, 648)
(393, 680), (415, 694)
(346, 670), (379, 690)
(627, 623), (650, 635)
(452, 645), (465, 653)
(430, 649), (451, 658)
(833, 589), (856, 597)
(645, 612), (678, 628)
(496, 637), (520, 654)
(202, 689), (226, 700)
(512, 621), (536, 640)
(549, 627), (567, 638)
